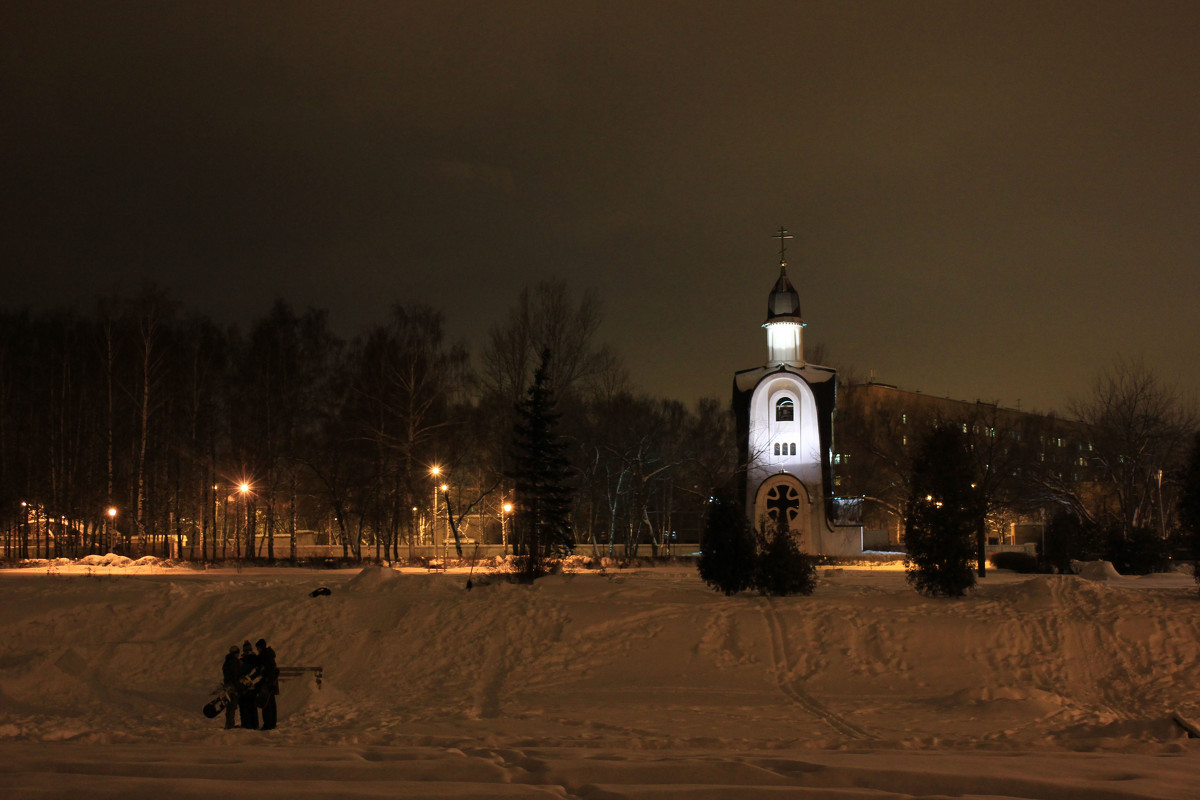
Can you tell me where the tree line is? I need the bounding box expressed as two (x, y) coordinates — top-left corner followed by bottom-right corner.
(0, 280), (739, 563)
(5, 280), (1198, 583)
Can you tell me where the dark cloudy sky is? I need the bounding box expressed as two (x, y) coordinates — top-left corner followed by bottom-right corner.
(4, 1), (1198, 413)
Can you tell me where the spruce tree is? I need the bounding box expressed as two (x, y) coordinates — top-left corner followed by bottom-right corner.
(1179, 431), (1200, 595)
(508, 348), (574, 580)
(905, 426), (978, 597)
(698, 496), (757, 595)
(753, 516), (817, 596)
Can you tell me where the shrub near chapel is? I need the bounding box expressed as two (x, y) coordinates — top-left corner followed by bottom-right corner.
(698, 497), (757, 595)
(904, 426), (978, 597)
(698, 498), (816, 597)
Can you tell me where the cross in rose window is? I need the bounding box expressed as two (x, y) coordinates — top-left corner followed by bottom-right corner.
(765, 483), (801, 523)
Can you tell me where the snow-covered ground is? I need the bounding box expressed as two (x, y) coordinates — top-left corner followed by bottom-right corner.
(2, 558), (1199, 798)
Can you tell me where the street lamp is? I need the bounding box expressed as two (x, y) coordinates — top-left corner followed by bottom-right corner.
(501, 502), (513, 551)
(106, 506), (117, 552)
(237, 481), (251, 559)
(439, 484), (449, 559)
(429, 467), (443, 548)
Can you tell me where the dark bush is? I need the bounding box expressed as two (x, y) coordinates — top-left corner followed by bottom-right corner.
(1180, 431), (1200, 595)
(1038, 512), (1092, 573)
(753, 519), (817, 596)
(1105, 526), (1169, 575)
(698, 497), (757, 595)
(988, 551), (1038, 573)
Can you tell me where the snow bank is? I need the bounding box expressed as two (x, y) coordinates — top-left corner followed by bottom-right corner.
(78, 553), (134, 567)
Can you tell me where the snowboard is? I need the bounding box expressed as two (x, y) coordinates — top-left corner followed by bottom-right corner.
(202, 684), (234, 718)
(202, 672), (261, 718)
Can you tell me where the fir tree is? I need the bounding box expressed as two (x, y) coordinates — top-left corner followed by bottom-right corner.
(753, 516), (817, 596)
(905, 426), (978, 597)
(1179, 431), (1200, 595)
(508, 348), (574, 580)
(698, 496), (757, 595)
(1041, 511), (1085, 574)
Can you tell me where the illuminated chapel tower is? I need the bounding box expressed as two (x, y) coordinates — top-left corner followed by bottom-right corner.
(732, 229), (858, 555)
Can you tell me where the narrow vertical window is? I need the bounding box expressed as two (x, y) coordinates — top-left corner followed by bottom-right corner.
(775, 397), (794, 421)
(790, 443), (797, 456)
(773, 443), (780, 456)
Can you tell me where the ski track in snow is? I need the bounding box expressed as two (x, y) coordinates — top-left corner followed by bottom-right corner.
(759, 596), (870, 740)
(1, 561), (1199, 798)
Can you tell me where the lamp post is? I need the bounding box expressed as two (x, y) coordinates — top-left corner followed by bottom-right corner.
(410, 506), (418, 559)
(439, 483), (449, 563)
(210, 484), (219, 562)
(238, 482), (250, 560)
(501, 502), (513, 552)
(106, 506), (117, 553)
(429, 467), (441, 549)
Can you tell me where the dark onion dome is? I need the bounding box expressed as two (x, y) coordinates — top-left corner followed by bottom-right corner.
(765, 264), (804, 324)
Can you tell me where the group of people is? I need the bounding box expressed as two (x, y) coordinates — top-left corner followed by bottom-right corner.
(220, 638), (279, 730)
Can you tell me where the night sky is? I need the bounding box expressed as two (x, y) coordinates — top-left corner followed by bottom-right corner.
(4, 1), (1198, 413)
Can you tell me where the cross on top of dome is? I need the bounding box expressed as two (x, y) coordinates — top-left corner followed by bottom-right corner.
(765, 226), (803, 323)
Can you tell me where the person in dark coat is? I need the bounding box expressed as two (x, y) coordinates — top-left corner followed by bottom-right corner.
(238, 640), (260, 729)
(221, 645), (241, 730)
(255, 638), (280, 730)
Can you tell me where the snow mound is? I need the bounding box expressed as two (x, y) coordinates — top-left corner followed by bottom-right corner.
(986, 574), (1061, 610)
(1073, 560), (1122, 581)
(77, 554), (135, 567)
(929, 685), (1069, 717)
(1053, 715), (1188, 747)
(345, 564), (400, 591)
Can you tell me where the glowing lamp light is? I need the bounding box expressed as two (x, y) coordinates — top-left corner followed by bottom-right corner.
(502, 503), (513, 514)
(239, 482), (250, 494)
(107, 507), (117, 518)
(440, 484), (448, 492)
(430, 466), (441, 477)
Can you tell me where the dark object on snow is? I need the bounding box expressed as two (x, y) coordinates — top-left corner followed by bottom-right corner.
(310, 587), (332, 597)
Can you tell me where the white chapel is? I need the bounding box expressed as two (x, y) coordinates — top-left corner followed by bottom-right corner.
(732, 230), (861, 556)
